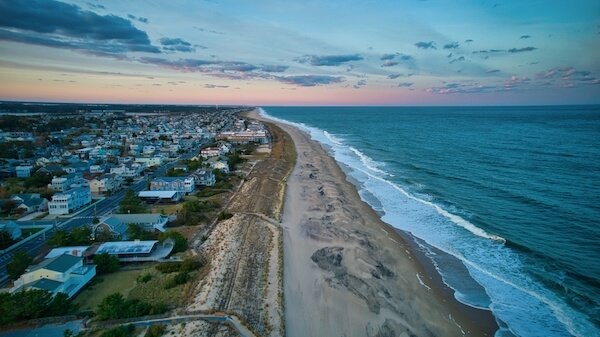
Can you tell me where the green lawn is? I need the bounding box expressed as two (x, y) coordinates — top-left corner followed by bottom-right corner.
(74, 269), (145, 311)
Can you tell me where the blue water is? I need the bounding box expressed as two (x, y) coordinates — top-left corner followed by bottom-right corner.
(261, 106), (600, 337)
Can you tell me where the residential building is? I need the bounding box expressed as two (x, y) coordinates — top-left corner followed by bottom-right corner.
(0, 221), (22, 240)
(138, 190), (182, 203)
(191, 169), (216, 186)
(11, 193), (48, 214)
(93, 213), (169, 239)
(200, 147), (221, 158)
(11, 254), (96, 298)
(50, 174), (80, 192)
(212, 160), (230, 174)
(110, 163), (143, 179)
(48, 187), (92, 215)
(88, 174), (121, 195)
(150, 176), (195, 194)
(15, 165), (33, 178)
(91, 240), (174, 262)
(134, 156), (163, 168)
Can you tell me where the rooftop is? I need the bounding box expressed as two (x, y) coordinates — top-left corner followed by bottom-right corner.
(96, 240), (158, 255)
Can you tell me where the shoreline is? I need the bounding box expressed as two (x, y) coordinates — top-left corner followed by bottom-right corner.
(248, 108), (499, 337)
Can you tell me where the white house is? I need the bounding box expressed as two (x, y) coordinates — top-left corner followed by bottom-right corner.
(200, 147), (221, 158)
(15, 165), (33, 178)
(150, 176), (195, 194)
(89, 164), (105, 174)
(212, 160), (229, 174)
(11, 254), (96, 298)
(134, 156), (163, 168)
(48, 187), (92, 215)
(50, 174), (80, 192)
(110, 163), (144, 179)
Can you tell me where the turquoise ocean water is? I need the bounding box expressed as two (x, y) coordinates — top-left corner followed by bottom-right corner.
(261, 106), (600, 337)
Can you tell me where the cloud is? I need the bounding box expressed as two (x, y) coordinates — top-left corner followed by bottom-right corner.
(275, 75), (344, 87)
(127, 14), (149, 24)
(159, 37), (195, 52)
(397, 82), (413, 87)
(443, 42), (459, 49)
(297, 54), (363, 66)
(387, 73), (403, 79)
(486, 69), (501, 73)
(381, 54), (396, 60)
(204, 84), (229, 88)
(449, 56), (465, 64)
(415, 41), (436, 49)
(508, 46), (537, 53)
(258, 64), (288, 73)
(520, 35), (531, 39)
(465, 39), (474, 43)
(353, 79), (367, 89)
(87, 2), (105, 10)
(381, 60), (399, 67)
(0, 0), (160, 55)
(426, 81), (497, 94)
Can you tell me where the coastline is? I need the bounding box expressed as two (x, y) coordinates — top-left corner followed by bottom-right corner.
(248, 108), (499, 337)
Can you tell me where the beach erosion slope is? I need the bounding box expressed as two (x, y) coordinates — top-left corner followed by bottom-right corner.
(248, 109), (498, 337)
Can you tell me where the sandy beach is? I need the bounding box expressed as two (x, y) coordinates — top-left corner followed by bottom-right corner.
(249, 109), (498, 337)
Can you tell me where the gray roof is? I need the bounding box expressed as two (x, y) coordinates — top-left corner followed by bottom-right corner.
(28, 278), (63, 292)
(30, 254), (82, 273)
(13, 194), (46, 207)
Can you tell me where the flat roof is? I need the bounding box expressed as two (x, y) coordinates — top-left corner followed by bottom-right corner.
(45, 246), (90, 258)
(138, 190), (178, 198)
(96, 240), (158, 255)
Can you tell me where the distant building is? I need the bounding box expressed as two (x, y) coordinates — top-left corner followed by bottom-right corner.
(15, 165), (33, 178)
(11, 254), (96, 298)
(150, 176), (195, 194)
(215, 130), (269, 144)
(200, 147), (221, 158)
(0, 221), (22, 240)
(45, 246), (90, 259)
(50, 174), (80, 192)
(212, 160), (230, 174)
(134, 156), (163, 168)
(48, 187), (92, 215)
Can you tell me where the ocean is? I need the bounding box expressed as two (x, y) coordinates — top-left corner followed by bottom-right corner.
(261, 106), (600, 337)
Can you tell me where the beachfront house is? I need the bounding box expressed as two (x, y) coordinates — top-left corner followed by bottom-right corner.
(190, 169), (216, 186)
(11, 254), (96, 298)
(150, 176), (195, 194)
(92, 213), (169, 239)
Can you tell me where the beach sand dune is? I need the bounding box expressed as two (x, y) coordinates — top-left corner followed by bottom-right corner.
(249, 109), (497, 337)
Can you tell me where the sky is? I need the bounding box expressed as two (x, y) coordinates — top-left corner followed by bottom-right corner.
(0, 0), (599, 106)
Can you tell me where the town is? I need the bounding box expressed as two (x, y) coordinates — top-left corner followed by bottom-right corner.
(0, 103), (281, 337)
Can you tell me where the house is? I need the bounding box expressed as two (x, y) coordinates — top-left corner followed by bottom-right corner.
(93, 213), (169, 239)
(0, 221), (22, 240)
(50, 174), (80, 192)
(88, 174), (121, 195)
(138, 190), (182, 203)
(134, 156), (163, 168)
(15, 165), (33, 178)
(11, 193), (48, 214)
(45, 246), (90, 259)
(48, 187), (92, 215)
(191, 169), (215, 186)
(110, 163), (144, 179)
(212, 160), (230, 174)
(150, 176), (195, 194)
(11, 254), (96, 298)
(200, 147), (221, 158)
(89, 164), (106, 174)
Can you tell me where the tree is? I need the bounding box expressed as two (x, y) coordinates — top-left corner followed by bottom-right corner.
(0, 230), (15, 250)
(48, 230), (70, 248)
(7, 251), (32, 280)
(0, 290), (74, 326)
(94, 253), (120, 275)
(158, 231), (187, 254)
(24, 171), (52, 188)
(119, 189), (146, 214)
(70, 226), (92, 245)
(1, 200), (18, 215)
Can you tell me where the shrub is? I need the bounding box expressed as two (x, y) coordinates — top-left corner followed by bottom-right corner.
(145, 324), (166, 337)
(138, 274), (152, 283)
(155, 262), (182, 274)
(100, 325), (135, 337)
(94, 253), (120, 275)
(164, 272), (190, 289)
(217, 211), (233, 221)
(96, 293), (166, 321)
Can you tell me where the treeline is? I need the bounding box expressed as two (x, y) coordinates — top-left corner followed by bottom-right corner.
(0, 290), (74, 326)
(96, 293), (166, 320)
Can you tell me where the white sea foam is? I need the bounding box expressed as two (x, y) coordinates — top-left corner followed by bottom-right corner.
(259, 107), (596, 337)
